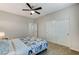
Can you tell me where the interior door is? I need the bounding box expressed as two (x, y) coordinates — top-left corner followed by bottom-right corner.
(45, 18), (70, 46)
(28, 23), (37, 37)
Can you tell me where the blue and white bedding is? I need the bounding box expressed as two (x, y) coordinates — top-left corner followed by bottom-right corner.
(0, 37), (48, 55)
(20, 38), (48, 55)
(0, 40), (12, 55)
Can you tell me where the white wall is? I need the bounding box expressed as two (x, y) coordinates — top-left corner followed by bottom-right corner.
(35, 4), (79, 51)
(0, 11), (34, 38)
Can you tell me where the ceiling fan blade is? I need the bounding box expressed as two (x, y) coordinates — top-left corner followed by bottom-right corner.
(22, 9), (30, 11)
(35, 11), (40, 14)
(26, 3), (32, 9)
(33, 7), (42, 10)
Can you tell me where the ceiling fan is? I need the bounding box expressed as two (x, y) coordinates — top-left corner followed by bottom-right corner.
(22, 3), (42, 15)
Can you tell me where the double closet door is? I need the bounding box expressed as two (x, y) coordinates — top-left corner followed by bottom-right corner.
(45, 19), (70, 46)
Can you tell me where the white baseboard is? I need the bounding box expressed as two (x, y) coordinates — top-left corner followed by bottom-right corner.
(69, 47), (79, 52)
(47, 40), (79, 52)
(47, 40), (68, 47)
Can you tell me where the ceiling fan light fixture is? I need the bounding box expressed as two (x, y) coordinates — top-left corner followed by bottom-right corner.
(22, 3), (42, 15)
(31, 11), (35, 14)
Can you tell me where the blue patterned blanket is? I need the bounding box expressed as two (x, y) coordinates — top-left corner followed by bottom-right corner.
(20, 38), (48, 55)
(0, 38), (48, 55)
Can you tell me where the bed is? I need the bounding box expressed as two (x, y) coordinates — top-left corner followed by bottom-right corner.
(0, 37), (48, 55)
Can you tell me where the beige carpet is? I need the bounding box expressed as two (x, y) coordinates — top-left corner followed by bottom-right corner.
(39, 42), (79, 55)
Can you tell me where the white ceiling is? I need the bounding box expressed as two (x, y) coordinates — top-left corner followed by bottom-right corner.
(0, 3), (75, 19)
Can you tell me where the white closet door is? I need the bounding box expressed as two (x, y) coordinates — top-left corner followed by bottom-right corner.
(46, 20), (55, 41)
(28, 23), (33, 34)
(45, 19), (70, 46)
(28, 23), (37, 37)
(55, 20), (67, 45)
(33, 23), (37, 37)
